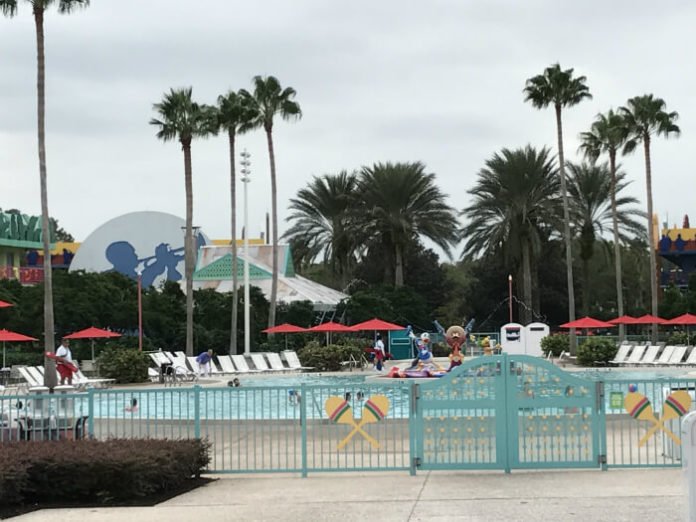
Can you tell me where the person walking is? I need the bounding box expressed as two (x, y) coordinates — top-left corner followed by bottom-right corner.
(55, 338), (77, 385)
(196, 349), (214, 378)
(374, 334), (386, 371)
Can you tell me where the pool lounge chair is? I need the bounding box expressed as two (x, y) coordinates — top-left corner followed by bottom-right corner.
(215, 355), (240, 374)
(250, 353), (282, 373)
(265, 352), (298, 373)
(667, 345), (689, 365)
(282, 350), (314, 371)
(17, 367), (49, 392)
(635, 345), (661, 365)
(620, 345), (647, 366)
(230, 355), (264, 374)
(650, 345), (675, 365)
(74, 369), (114, 388)
(608, 344), (633, 365)
(676, 347), (696, 366)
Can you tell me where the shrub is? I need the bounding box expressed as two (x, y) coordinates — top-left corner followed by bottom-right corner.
(97, 347), (150, 383)
(297, 343), (364, 372)
(576, 338), (617, 366)
(0, 438), (210, 506)
(668, 331), (689, 346)
(431, 342), (450, 357)
(540, 334), (569, 357)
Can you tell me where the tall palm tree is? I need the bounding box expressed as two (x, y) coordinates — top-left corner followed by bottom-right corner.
(150, 87), (216, 356)
(620, 95), (680, 342)
(215, 90), (257, 354)
(461, 146), (561, 323)
(524, 63), (591, 351)
(239, 76), (301, 329)
(284, 171), (360, 287)
(566, 161), (644, 316)
(579, 109), (630, 336)
(1, 0), (90, 388)
(359, 162), (458, 287)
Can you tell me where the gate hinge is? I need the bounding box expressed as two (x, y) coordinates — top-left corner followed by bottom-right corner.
(598, 454), (607, 465)
(413, 457), (421, 468)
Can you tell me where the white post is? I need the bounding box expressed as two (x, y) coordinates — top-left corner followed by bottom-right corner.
(682, 411), (696, 521)
(240, 150), (251, 356)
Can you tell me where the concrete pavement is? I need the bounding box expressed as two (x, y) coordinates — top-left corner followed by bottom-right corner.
(12, 469), (687, 521)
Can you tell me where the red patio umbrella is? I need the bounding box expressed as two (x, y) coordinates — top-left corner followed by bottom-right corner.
(308, 321), (354, 345)
(65, 326), (122, 360)
(560, 316), (615, 329)
(262, 323), (307, 350)
(0, 300), (13, 309)
(0, 328), (38, 369)
(633, 314), (668, 325)
(350, 318), (405, 331)
(608, 315), (641, 325)
(664, 313), (696, 345)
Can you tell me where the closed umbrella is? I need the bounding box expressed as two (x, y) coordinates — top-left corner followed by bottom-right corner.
(262, 323), (307, 350)
(64, 326), (122, 360)
(0, 329), (38, 369)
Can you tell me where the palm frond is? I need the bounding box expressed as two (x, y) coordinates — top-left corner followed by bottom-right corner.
(524, 63), (592, 110)
(0, 0), (18, 16)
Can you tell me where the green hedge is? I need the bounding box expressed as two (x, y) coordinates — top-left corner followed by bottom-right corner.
(540, 334), (569, 357)
(577, 338), (618, 366)
(96, 347), (150, 383)
(297, 342), (364, 372)
(0, 438), (210, 506)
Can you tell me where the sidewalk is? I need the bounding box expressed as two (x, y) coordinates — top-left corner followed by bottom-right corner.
(13, 469), (686, 521)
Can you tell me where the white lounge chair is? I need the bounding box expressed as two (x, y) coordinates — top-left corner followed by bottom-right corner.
(651, 345), (675, 365)
(215, 355), (238, 374)
(250, 353), (281, 373)
(265, 352), (297, 373)
(669, 346), (689, 365)
(621, 345), (647, 366)
(635, 345), (661, 365)
(676, 347), (696, 366)
(608, 344), (633, 365)
(282, 350), (314, 371)
(230, 355), (263, 374)
(74, 369), (114, 388)
(17, 367), (49, 392)
(147, 368), (160, 382)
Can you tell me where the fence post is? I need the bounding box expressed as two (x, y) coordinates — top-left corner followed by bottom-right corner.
(194, 385), (201, 439)
(300, 384), (308, 477)
(596, 380), (607, 471)
(87, 388), (94, 438)
(409, 382), (418, 476)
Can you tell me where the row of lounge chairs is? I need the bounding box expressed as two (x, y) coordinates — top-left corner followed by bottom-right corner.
(147, 350), (313, 381)
(13, 365), (114, 392)
(608, 344), (696, 366)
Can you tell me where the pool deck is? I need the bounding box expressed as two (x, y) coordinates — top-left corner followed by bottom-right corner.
(12, 468), (687, 521)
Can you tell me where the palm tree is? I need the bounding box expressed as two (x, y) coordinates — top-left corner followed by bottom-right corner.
(579, 109), (630, 336)
(1, 0), (90, 388)
(150, 88), (216, 356)
(239, 76), (301, 329)
(284, 171), (360, 287)
(620, 95), (680, 342)
(358, 162), (458, 287)
(461, 146), (561, 323)
(215, 90), (257, 354)
(566, 161), (644, 316)
(524, 63), (591, 351)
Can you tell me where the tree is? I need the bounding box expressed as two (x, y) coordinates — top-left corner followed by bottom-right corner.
(215, 90), (257, 354)
(358, 162), (459, 287)
(566, 161), (644, 316)
(620, 94), (680, 342)
(1, 0), (90, 388)
(579, 109), (630, 336)
(461, 146), (561, 324)
(150, 87), (216, 356)
(524, 63), (591, 351)
(285, 171), (360, 287)
(239, 76), (302, 329)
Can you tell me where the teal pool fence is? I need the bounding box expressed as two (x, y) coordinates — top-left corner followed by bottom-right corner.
(2, 355), (694, 475)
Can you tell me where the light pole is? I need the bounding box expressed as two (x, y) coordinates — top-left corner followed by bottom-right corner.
(136, 268), (143, 351)
(240, 149), (251, 356)
(508, 275), (513, 323)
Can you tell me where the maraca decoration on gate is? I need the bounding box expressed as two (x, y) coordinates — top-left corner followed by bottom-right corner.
(325, 395), (390, 450)
(623, 384), (692, 447)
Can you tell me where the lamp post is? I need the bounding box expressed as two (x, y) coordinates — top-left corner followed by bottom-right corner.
(508, 275), (513, 323)
(136, 268), (143, 351)
(240, 149), (251, 356)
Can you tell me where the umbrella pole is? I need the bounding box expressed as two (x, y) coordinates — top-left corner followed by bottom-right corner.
(2, 341), (5, 369)
(91, 339), (95, 361)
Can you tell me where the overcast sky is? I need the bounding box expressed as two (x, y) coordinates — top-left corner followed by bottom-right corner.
(1, 0), (694, 252)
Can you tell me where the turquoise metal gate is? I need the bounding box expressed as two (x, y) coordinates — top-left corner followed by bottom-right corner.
(415, 354), (602, 472)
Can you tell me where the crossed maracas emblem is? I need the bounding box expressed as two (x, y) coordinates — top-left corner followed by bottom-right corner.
(325, 395), (390, 449)
(624, 387), (692, 447)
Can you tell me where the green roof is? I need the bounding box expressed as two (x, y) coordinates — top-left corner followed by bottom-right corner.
(193, 254), (272, 281)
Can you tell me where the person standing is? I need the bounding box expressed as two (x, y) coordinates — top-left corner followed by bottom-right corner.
(374, 334), (386, 371)
(55, 338), (76, 385)
(196, 349), (214, 378)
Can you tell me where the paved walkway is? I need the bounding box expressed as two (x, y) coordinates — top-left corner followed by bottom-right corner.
(13, 469), (687, 521)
